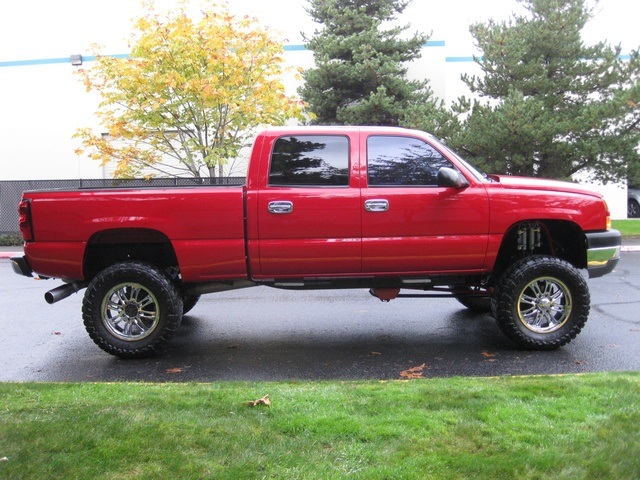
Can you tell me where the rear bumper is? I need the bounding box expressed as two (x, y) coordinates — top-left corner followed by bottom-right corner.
(585, 230), (622, 278)
(11, 255), (33, 277)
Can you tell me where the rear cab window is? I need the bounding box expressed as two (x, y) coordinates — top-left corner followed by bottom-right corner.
(269, 135), (350, 187)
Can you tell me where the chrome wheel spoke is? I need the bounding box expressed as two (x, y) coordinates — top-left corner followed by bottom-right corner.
(122, 320), (135, 337)
(138, 295), (155, 310)
(520, 306), (539, 320)
(128, 286), (141, 302)
(117, 289), (129, 304)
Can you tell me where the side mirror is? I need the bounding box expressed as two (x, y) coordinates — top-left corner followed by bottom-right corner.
(437, 167), (469, 189)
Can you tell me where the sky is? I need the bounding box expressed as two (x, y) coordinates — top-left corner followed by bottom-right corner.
(0, 0), (638, 63)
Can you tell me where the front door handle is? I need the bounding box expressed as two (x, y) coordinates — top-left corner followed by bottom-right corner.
(268, 201), (294, 214)
(364, 199), (389, 212)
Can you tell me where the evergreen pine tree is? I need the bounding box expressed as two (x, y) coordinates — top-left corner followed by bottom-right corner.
(300, 0), (447, 130)
(450, 0), (640, 182)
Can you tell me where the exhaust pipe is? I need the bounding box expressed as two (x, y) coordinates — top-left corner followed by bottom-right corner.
(45, 282), (87, 305)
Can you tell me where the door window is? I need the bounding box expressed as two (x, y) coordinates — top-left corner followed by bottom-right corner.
(367, 136), (453, 186)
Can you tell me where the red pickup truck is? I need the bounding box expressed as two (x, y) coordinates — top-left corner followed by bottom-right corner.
(12, 126), (621, 358)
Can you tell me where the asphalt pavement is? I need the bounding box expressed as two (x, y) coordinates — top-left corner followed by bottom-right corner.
(1, 244), (639, 382)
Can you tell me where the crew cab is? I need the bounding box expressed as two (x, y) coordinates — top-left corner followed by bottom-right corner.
(12, 126), (622, 358)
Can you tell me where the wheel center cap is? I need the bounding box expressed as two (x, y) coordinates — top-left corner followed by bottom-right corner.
(537, 297), (552, 312)
(124, 303), (139, 318)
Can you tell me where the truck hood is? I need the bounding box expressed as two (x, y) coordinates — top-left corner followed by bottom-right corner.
(487, 175), (602, 198)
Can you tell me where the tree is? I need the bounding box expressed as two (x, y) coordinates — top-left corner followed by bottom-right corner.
(450, 0), (640, 183)
(75, 1), (306, 179)
(299, 0), (448, 133)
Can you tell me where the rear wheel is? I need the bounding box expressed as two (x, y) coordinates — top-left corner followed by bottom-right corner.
(82, 261), (183, 358)
(492, 256), (589, 350)
(628, 198), (640, 218)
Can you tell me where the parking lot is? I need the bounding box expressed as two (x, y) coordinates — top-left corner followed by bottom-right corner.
(0, 247), (638, 382)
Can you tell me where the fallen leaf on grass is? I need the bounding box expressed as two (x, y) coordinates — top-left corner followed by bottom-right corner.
(244, 395), (271, 407)
(0, 457), (8, 462)
(166, 368), (183, 374)
(400, 363), (427, 379)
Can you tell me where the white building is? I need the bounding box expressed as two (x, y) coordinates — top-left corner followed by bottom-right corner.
(0, 0), (636, 216)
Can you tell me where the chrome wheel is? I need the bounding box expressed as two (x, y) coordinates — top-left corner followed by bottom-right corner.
(517, 277), (572, 333)
(518, 277), (572, 333)
(101, 282), (160, 341)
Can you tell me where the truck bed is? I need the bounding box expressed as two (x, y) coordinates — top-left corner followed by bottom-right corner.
(22, 185), (248, 282)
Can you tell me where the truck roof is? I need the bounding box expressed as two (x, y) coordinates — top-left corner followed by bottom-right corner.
(258, 125), (437, 139)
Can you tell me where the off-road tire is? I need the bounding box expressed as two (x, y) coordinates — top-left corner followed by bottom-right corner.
(82, 261), (183, 358)
(492, 255), (590, 350)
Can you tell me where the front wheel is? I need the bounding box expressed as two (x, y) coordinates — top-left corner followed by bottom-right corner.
(492, 256), (590, 350)
(82, 262), (183, 358)
(181, 293), (201, 315)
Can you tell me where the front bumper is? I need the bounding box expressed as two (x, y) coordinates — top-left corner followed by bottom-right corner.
(585, 230), (622, 278)
(11, 255), (33, 278)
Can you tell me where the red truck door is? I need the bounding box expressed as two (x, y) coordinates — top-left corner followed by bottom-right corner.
(252, 132), (362, 278)
(360, 133), (490, 274)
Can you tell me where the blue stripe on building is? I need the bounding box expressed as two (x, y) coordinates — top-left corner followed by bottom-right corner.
(1, 45), (633, 68)
(0, 53), (130, 68)
(1, 42), (448, 67)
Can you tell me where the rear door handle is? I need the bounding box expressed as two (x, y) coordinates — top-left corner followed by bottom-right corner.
(268, 201), (294, 214)
(364, 199), (389, 212)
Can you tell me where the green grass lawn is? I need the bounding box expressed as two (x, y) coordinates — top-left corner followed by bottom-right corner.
(612, 219), (640, 238)
(1, 373), (638, 479)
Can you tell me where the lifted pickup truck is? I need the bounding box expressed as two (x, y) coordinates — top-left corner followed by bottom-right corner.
(12, 126), (621, 358)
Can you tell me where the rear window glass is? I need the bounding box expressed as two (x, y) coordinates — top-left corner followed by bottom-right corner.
(269, 135), (349, 187)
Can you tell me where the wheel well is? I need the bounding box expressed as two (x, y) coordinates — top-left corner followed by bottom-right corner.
(493, 220), (586, 279)
(84, 228), (179, 280)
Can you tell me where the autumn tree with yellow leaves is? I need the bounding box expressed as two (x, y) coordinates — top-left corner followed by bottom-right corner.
(75, 1), (306, 178)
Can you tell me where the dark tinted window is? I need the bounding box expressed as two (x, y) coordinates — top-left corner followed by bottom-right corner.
(367, 136), (453, 186)
(269, 135), (349, 186)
